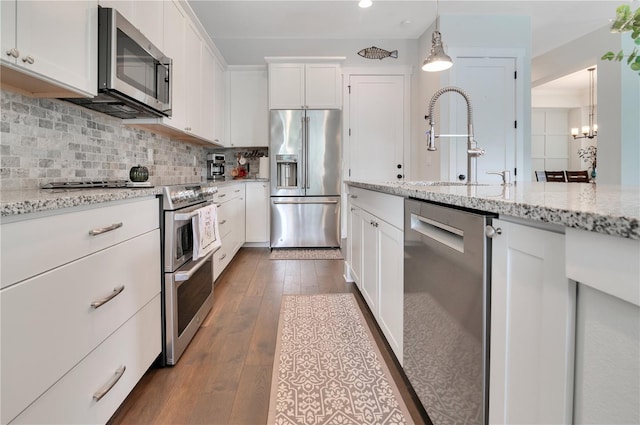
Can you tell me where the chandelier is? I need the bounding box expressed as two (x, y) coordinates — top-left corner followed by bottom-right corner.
(571, 67), (597, 140)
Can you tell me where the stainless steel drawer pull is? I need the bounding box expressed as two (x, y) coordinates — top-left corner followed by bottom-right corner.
(219, 219), (227, 225)
(350, 195), (358, 199)
(89, 222), (123, 236)
(273, 200), (338, 205)
(93, 365), (126, 401)
(234, 189), (240, 193)
(91, 285), (125, 309)
(220, 253), (227, 260)
(218, 193), (226, 198)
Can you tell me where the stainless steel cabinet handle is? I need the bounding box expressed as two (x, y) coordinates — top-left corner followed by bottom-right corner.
(350, 207), (355, 212)
(485, 225), (502, 238)
(93, 365), (126, 401)
(218, 193), (226, 198)
(273, 199), (338, 205)
(234, 189), (240, 193)
(91, 285), (125, 309)
(6, 48), (19, 58)
(89, 222), (123, 236)
(21, 55), (34, 64)
(219, 219), (227, 225)
(350, 195), (358, 199)
(220, 253), (227, 260)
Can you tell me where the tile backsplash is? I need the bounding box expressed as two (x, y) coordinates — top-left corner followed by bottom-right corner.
(0, 89), (208, 190)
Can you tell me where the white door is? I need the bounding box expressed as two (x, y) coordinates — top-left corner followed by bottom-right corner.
(447, 58), (516, 183)
(348, 75), (405, 181)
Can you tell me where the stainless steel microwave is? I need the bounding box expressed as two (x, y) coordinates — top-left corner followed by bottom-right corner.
(66, 7), (172, 119)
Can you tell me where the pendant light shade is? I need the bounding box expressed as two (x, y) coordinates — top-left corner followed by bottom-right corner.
(422, 0), (452, 72)
(422, 30), (452, 72)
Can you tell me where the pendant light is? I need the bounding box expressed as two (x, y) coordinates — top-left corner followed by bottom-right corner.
(571, 67), (598, 140)
(422, 0), (452, 72)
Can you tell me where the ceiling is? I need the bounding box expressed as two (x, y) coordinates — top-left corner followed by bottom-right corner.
(188, 0), (616, 58)
(187, 0), (617, 93)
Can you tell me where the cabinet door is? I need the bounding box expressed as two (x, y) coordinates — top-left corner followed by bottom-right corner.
(184, 21), (202, 135)
(490, 219), (574, 425)
(229, 69), (269, 147)
(163, 0), (186, 132)
(232, 186), (246, 252)
(305, 64), (341, 109)
(360, 209), (378, 315)
(268, 63), (305, 109)
(377, 218), (404, 364)
(13, 0), (97, 96)
(347, 204), (364, 288)
(132, 1), (164, 50)
(245, 183), (269, 243)
(213, 56), (227, 146)
(1, 1), (16, 65)
(200, 45), (216, 142)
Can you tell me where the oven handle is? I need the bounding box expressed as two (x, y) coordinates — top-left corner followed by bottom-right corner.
(173, 202), (214, 221)
(175, 251), (214, 282)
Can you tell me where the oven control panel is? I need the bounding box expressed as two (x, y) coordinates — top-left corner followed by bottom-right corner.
(162, 183), (217, 210)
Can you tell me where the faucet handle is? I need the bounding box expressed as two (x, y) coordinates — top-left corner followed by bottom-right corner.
(487, 170), (511, 185)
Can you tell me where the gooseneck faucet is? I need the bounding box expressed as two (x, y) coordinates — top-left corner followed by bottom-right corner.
(426, 86), (485, 184)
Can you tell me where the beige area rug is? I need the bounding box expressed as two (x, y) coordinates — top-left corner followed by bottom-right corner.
(270, 248), (344, 260)
(268, 294), (415, 425)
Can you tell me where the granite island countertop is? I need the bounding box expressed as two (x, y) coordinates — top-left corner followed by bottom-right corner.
(0, 178), (270, 218)
(346, 180), (640, 240)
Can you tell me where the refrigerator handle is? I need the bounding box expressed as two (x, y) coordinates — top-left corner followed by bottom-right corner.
(305, 116), (310, 189)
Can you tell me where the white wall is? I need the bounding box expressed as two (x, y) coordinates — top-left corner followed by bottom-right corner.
(213, 38), (418, 67)
(411, 15), (531, 181)
(533, 26), (640, 185)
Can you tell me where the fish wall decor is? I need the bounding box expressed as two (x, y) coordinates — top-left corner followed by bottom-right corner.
(357, 46), (399, 60)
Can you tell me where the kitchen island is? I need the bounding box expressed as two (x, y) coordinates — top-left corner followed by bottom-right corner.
(345, 179), (639, 425)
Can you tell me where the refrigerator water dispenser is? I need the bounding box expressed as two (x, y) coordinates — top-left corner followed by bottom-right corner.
(276, 155), (298, 188)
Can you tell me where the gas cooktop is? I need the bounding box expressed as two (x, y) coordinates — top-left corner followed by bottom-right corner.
(41, 180), (152, 189)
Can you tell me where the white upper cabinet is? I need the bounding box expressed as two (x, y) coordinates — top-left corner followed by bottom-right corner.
(229, 68), (268, 147)
(268, 63), (341, 109)
(162, 0), (186, 132)
(212, 55), (226, 146)
(200, 43), (216, 142)
(0, 0), (97, 97)
(98, 0), (163, 50)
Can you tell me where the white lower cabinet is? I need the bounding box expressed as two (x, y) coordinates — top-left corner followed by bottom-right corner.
(489, 218), (574, 425)
(213, 183), (245, 280)
(0, 198), (161, 425)
(245, 182), (269, 243)
(347, 188), (404, 363)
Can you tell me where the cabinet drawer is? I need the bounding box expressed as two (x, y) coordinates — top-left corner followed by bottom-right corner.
(1, 230), (160, 425)
(1, 197), (159, 289)
(213, 183), (244, 203)
(216, 201), (234, 239)
(213, 232), (234, 280)
(9, 295), (161, 425)
(348, 187), (404, 230)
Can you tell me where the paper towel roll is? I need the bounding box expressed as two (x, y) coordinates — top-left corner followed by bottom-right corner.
(258, 156), (269, 179)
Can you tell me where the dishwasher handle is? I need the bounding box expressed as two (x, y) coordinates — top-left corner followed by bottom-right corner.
(410, 213), (464, 253)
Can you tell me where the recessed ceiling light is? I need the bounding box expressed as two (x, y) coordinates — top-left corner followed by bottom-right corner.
(401, 19), (412, 26)
(359, 0), (372, 8)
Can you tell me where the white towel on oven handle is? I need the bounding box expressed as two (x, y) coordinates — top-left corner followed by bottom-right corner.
(192, 204), (221, 261)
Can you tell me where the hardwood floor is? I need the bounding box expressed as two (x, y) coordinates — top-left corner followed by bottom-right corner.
(108, 247), (428, 425)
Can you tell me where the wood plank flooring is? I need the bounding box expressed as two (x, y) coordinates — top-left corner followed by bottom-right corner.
(108, 247), (428, 425)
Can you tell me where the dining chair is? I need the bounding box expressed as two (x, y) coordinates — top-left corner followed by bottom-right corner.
(565, 170), (590, 183)
(535, 171), (546, 182)
(544, 171), (566, 182)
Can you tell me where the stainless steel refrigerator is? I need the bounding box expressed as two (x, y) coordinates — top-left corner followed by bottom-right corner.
(270, 109), (341, 248)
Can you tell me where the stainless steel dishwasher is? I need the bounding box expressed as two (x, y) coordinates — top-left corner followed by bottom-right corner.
(404, 198), (496, 425)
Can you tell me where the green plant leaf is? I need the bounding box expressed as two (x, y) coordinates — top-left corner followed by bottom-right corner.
(628, 49), (637, 64)
(631, 61), (640, 71)
(602, 51), (615, 60)
(615, 49), (625, 61)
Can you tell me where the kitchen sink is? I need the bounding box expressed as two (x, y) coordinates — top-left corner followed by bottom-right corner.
(386, 180), (490, 187)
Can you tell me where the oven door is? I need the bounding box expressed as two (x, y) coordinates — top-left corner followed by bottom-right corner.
(164, 201), (213, 273)
(164, 251), (214, 365)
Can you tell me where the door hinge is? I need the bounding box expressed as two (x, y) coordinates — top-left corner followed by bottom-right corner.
(348, 85), (351, 94)
(514, 120), (517, 129)
(514, 71), (517, 79)
(349, 168), (351, 177)
(514, 167), (517, 176)
(348, 128), (351, 136)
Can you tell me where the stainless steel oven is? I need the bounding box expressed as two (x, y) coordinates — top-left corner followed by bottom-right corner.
(161, 183), (217, 365)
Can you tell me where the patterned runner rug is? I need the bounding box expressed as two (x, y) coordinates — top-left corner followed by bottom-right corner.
(270, 248), (344, 260)
(267, 293), (415, 425)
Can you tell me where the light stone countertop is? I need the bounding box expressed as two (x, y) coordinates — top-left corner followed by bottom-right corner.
(346, 180), (640, 240)
(0, 179), (270, 218)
